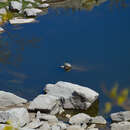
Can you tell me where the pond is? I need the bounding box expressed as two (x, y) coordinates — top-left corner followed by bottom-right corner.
(0, 0), (130, 116)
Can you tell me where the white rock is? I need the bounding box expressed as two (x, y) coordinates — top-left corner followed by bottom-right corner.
(29, 95), (61, 114)
(0, 8), (7, 15)
(111, 121), (130, 130)
(51, 125), (60, 130)
(69, 113), (91, 125)
(38, 122), (50, 130)
(0, 111), (10, 123)
(37, 112), (58, 124)
(0, 91), (27, 108)
(26, 119), (43, 129)
(67, 125), (84, 130)
(24, 0), (35, 3)
(91, 116), (106, 125)
(9, 1), (22, 12)
(7, 107), (30, 127)
(0, 27), (4, 33)
(24, 8), (42, 17)
(38, 3), (49, 8)
(44, 81), (99, 110)
(110, 111), (130, 122)
(9, 18), (35, 24)
(26, 3), (33, 8)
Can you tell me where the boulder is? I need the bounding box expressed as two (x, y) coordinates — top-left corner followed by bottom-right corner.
(67, 125), (84, 130)
(37, 111), (58, 124)
(9, 18), (35, 24)
(0, 91), (27, 108)
(38, 3), (49, 8)
(44, 81), (99, 110)
(7, 107), (30, 127)
(24, 8), (42, 17)
(28, 94), (61, 114)
(110, 111), (130, 122)
(9, 1), (22, 12)
(111, 121), (130, 130)
(0, 8), (7, 15)
(69, 113), (91, 125)
(91, 116), (106, 125)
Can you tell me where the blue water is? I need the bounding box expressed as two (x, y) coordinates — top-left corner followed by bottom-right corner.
(0, 0), (130, 114)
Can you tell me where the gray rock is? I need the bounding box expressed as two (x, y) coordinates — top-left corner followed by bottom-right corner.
(24, 0), (35, 3)
(38, 3), (49, 8)
(69, 113), (91, 125)
(26, 119), (43, 129)
(24, 8), (42, 17)
(0, 27), (4, 33)
(37, 112), (58, 124)
(38, 122), (51, 130)
(91, 116), (106, 125)
(0, 8), (7, 15)
(9, 18), (35, 24)
(44, 81), (99, 110)
(9, 1), (22, 12)
(57, 121), (67, 130)
(51, 125), (61, 130)
(0, 111), (10, 123)
(0, 91), (27, 108)
(87, 128), (99, 130)
(111, 121), (130, 130)
(110, 111), (130, 122)
(0, 0), (7, 2)
(67, 125), (84, 130)
(26, 3), (33, 8)
(7, 107), (30, 127)
(29, 94), (61, 114)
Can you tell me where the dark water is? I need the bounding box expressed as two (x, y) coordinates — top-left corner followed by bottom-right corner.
(0, 0), (130, 115)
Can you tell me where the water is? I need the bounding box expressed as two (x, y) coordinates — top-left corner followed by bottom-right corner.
(0, 0), (130, 115)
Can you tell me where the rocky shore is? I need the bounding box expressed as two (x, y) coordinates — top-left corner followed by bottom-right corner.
(0, 81), (129, 130)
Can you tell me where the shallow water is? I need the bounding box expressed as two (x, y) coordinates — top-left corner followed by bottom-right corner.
(0, 0), (130, 115)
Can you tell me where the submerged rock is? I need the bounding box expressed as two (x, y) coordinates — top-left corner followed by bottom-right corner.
(110, 111), (130, 122)
(0, 91), (27, 108)
(44, 81), (99, 110)
(9, 18), (35, 24)
(28, 94), (61, 114)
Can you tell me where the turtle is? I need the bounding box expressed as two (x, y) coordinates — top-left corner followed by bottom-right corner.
(60, 62), (72, 71)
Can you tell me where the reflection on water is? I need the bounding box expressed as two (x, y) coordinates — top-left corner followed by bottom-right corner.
(0, 0), (130, 115)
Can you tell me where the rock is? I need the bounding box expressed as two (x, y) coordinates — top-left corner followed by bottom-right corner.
(24, 8), (42, 17)
(69, 113), (91, 125)
(110, 111), (130, 122)
(87, 128), (99, 130)
(111, 121), (130, 130)
(7, 107), (30, 127)
(51, 125), (61, 130)
(0, 27), (4, 33)
(19, 128), (35, 130)
(9, 1), (22, 12)
(0, 0), (7, 3)
(44, 81), (99, 110)
(38, 3), (49, 8)
(38, 122), (50, 130)
(26, 3), (33, 8)
(0, 124), (17, 130)
(24, 0), (35, 3)
(57, 121), (67, 130)
(9, 18), (35, 24)
(37, 112), (58, 124)
(0, 91), (27, 108)
(0, 8), (7, 15)
(87, 124), (96, 129)
(26, 119), (43, 129)
(67, 125), (84, 130)
(28, 94), (61, 114)
(91, 116), (106, 125)
(0, 111), (10, 123)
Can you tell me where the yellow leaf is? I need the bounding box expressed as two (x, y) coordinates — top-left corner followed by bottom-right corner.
(110, 82), (118, 99)
(104, 102), (112, 113)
